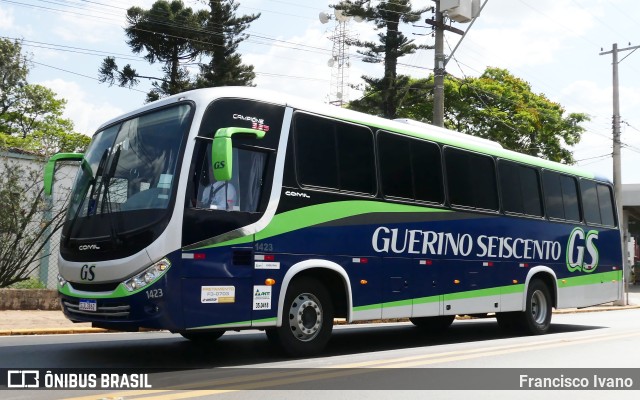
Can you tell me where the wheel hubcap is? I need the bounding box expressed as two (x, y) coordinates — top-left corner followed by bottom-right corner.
(531, 290), (548, 325)
(288, 293), (322, 342)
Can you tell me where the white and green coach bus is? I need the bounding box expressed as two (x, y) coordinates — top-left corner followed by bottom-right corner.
(45, 87), (622, 356)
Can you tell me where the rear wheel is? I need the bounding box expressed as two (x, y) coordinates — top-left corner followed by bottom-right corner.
(266, 277), (333, 357)
(511, 279), (552, 335)
(409, 315), (455, 333)
(180, 330), (225, 343)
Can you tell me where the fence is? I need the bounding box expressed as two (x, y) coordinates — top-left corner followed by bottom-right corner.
(0, 150), (78, 289)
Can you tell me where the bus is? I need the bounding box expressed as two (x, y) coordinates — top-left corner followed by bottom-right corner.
(44, 87), (623, 356)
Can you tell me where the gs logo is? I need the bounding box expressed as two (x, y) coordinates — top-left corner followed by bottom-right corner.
(213, 161), (225, 169)
(80, 264), (96, 281)
(566, 228), (599, 273)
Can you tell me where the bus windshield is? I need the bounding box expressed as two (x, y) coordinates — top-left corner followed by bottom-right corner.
(62, 104), (192, 259)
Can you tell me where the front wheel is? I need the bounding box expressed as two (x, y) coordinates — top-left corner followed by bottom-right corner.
(517, 279), (552, 335)
(266, 277), (333, 357)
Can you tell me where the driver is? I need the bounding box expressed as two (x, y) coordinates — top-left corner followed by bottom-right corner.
(200, 180), (237, 210)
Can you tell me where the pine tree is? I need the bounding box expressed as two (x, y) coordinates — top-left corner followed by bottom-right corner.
(335, 1), (430, 118)
(98, 0), (208, 102)
(196, 0), (260, 87)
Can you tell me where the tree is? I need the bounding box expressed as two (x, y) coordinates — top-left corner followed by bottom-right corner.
(99, 0), (208, 102)
(0, 39), (89, 155)
(195, 0), (259, 87)
(0, 156), (69, 287)
(349, 68), (588, 164)
(334, 1), (430, 119)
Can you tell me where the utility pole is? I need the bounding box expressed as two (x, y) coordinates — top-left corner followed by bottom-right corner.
(432, 0), (446, 127)
(600, 42), (640, 305)
(425, 0), (481, 127)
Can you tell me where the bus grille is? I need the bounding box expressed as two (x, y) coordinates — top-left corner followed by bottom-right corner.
(62, 300), (130, 319)
(68, 281), (120, 292)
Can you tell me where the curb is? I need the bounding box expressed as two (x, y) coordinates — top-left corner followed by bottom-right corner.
(0, 327), (111, 336)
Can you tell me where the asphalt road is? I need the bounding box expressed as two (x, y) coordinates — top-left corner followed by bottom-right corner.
(2, 309), (640, 400)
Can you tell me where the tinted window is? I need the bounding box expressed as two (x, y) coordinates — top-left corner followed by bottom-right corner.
(542, 172), (564, 219)
(581, 180), (600, 224)
(294, 113), (375, 194)
(378, 133), (412, 198)
(378, 132), (443, 203)
(561, 175), (580, 221)
(445, 148), (498, 211)
(337, 123), (376, 194)
(294, 115), (338, 189)
(499, 161), (543, 216)
(597, 184), (616, 226)
(543, 171), (580, 221)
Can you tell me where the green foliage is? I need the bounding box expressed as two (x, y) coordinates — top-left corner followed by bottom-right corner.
(0, 38), (88, 156)
(349, 68), (588, 164)
(196, 0), (259, 88)
(99, 0), (259, 100)
(9, 277), (46, 289)
(99, 0), (208, 102)
(334, 1), (431, 118)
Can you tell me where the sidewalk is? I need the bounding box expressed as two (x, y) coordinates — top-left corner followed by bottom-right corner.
(1, 285), (639, 336)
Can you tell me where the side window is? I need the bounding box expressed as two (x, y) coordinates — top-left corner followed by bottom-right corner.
(499, 161), (543, 217)
(542, 171), (580, 221)
(582, 180), (616, 226)
(561, 175), (580, 221)
(195, 144), (267, 212)
(597, 184), (616, 226)
(294, 115), (338, 189)
(581, 180), (601, 224)
(294, 113), (375, 194)
(378, 131), (443, 203)
(445, 148), (498, 211)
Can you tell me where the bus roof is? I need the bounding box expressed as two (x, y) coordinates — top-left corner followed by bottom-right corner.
(98, 87), (604, 183)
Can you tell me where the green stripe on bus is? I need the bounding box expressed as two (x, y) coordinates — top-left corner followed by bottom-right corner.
(353, 271), (618, 312)
(559, 270), (622, 287)
(189, 317), (277, 330)
(201, 200), (449, 249)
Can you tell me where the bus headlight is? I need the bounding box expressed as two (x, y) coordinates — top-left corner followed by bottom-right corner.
(57, 274), (67, 288)
(123, 258), (171, 292)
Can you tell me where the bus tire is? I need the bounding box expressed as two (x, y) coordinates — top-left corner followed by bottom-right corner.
(268, 277), (333, 357)
(409, 315), (455, 333)
(517, 279), (552, 335)
(180, 330), (225, 343)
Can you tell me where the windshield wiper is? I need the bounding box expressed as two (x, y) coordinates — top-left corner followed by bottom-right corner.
(86, 149), (109, 216)
(64, 150), (107, 246)
(99, 146), (122, 246)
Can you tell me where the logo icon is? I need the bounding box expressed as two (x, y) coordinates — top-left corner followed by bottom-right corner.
(566, 227), (599, 273)
(8, 370), (40, 388)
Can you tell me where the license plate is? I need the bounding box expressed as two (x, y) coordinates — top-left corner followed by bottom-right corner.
(78, 299), (97, 312)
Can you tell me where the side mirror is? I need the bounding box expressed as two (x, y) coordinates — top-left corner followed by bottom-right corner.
(211, 127), (265, 181)
(44, 153), (85, 196)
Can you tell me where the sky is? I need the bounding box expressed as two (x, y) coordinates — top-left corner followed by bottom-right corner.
(2, 0), (640, 183)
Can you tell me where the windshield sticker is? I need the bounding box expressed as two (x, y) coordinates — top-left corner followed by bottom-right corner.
(233, 114), (270, 132)
(201, 286), (235, 304)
